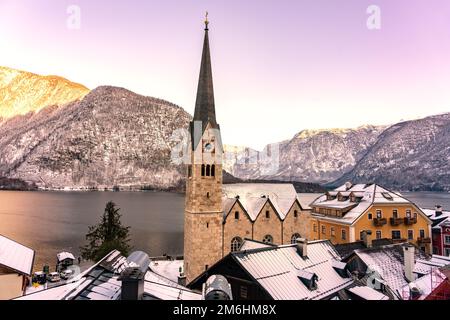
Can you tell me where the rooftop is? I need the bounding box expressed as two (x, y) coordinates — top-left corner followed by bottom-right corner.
(0, 234), (35, 276)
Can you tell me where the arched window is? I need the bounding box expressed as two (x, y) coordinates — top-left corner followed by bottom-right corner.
(291, 233), (301, 244)
(231, 237), (243, 252)
(206, 165), (211, 176)
(211, 165), (215, 177)
(262, 235), (273, 244)
(201, 164), (205, 177)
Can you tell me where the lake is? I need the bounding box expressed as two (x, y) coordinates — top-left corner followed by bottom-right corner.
(0, 190), (449, 270)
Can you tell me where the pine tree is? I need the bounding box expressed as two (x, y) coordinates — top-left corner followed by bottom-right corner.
(80, 201), (131, 262)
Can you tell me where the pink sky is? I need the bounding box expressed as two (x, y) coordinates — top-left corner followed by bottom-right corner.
(1, 0), (450, 149)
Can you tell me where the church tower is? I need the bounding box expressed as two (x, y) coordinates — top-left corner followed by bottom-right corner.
(184, 15), (224, 283)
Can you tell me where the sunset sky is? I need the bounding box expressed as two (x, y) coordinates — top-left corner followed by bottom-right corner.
(1, 0), (450, 149)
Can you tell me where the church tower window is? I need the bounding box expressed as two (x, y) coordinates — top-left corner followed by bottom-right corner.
(234, 211), (239, 220)
(206, 165), (211, 176)
(262, 235), (273, 244)
(201, 165), (206, 177)
(211, 165), (215, 177)
(291, 233), (301, 244)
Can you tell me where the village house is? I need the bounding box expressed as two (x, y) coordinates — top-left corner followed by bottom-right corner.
(309, 183), (433, 253)
(422, 205), (450, 256)
(0, 234), (35, 300)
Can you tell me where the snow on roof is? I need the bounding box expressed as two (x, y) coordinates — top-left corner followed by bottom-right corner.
(17, 250), (200, 300)
(400, 268), (448, 300)
(352, 244), (431, 294)
(57, 252), (75, 262)
(348, 286), (389, 300)
(421, 208), (450, 229)
(240, 239), (273, 251)
(414, 255), (450, 275)
(297, 193), (321, 210)
(310, 184), (419, 225)
(223, 183), (298, 221)
(149, 259), (183, 283)
(233, 240), (353, 300)
(0, 234), (35, 276)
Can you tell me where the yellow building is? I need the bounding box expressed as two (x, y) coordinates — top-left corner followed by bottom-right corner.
(309, 183), (432, 253)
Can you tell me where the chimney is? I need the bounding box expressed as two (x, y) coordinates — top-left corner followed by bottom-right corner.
(296, 238), (308, 258)
(202, 275), (233, 300)
(119, 267), (145, 300)
(435, 205), (443, 217)
(362, 230), (373, 248)
(403, 245), (415, 283)
(178, 266), (186, 286)
(408, 282), (421, 300)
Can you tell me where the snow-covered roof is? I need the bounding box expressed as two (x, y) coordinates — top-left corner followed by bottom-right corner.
(232, 240), (353, 300)
(57, 252), (75, 262)
(348, 286), (389, 300)
(310, 183), (424, 225)
(149, 259), (183, 283)
(240, 239), (273, 251)
(0, 234), (35, 276)
(400, 268), (448, 300)
(349, 243), (440, 297)
(223, 183), (298, 221)
(421, 208), (450, 229)
(17, 250), (200, 301)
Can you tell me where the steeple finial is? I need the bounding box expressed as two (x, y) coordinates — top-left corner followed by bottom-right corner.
(204, 11), (209, 30)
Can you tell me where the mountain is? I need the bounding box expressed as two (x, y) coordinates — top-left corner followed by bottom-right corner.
(0, 84), (191, 190)
(0, 67), (89, 120)
(333, 113), (450, 191)
(224, 126), (385, 184)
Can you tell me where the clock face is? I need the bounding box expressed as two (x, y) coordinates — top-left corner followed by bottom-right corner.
(204, 142), (214, 152)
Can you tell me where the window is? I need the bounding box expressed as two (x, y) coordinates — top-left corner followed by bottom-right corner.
(234, 211), (239, 220)
(419, 229), (425, 239)
(211, 165), (215, 177)
(294, 210), (298, 218)
(231, 237), (243, 252)
(265, 211), (270, 219)
(206, 192), (210, 198)
(206, 222), (209, 228)
(393, 210), (398, 218)
(360, 231), (364, 241)
(376, 231), (382, 239)
(321, 225), (326, 235)
(240, 286), (248, 299)
(201, 164), (205, 176)
(205, 265), (209, 271)
(262, 235), (273, 244)
(445, 248), (450, 257)
(291, 233), (301, 244)
(433, 247), (439, 255)
(408, 230), (414, 241)
(313, 224), (317, 233)
(376, 210), (382, 219)
(392, 230), (401, 240)
(188, 165), (192, 178)
(341, 229), (347, 240)
(406, 210), (411, 218)
(330, 227), (335, 237)
(206, 165), (211, 176)
(445, 235), (450, 245)
(368, 213), (373, 220)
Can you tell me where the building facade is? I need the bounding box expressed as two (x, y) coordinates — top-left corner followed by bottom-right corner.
(183, 19), (310, 283)
(310, 183), (433, 253)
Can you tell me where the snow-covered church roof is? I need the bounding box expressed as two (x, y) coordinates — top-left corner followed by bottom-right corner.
(222, 183), (299, 221)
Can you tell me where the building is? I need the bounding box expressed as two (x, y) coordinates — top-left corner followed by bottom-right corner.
(422, 205), (450, 256)
(56, 252), (75, 272)
(183, 17), (310, 283)
(189, 239), (354, 300)
(343, 242), (450, 300)
(17, 250), (201, 300)
(310, 183), (432, 253)
(0, 234), (35, 300)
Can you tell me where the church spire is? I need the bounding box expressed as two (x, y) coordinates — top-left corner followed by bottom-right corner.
(193, 12), (218, 131)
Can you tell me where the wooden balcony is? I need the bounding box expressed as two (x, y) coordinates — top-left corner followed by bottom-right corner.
(390, 217), (404, 226)
(373, 218), (387, 227)
(417, 237), (431, 244)
(392, 238), (407, 244)
(404, 217), (417, 225)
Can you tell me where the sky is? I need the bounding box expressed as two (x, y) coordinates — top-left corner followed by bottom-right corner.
(1, 0), (450, 150)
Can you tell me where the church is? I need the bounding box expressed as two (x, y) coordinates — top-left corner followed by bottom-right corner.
(183, 17), (311, 283)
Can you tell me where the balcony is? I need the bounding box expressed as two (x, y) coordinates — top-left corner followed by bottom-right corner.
(373, 218), (387, 227)
(392, 238), (407, 244)
(390, 217), (404, 226)
(417, 237), (431, 244)
(404, 217), (417, 225)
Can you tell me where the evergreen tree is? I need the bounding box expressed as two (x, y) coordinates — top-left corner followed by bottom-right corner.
(80, 201), (131, 262)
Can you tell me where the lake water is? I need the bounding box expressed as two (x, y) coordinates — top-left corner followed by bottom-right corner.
(0, 190), (449, 270)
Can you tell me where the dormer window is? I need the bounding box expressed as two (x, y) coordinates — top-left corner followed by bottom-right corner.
(297, 270), (318, 291)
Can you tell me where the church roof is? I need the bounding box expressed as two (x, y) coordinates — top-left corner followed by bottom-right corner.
(191, 18), (219, 150)
(222, 183), (299, 221)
